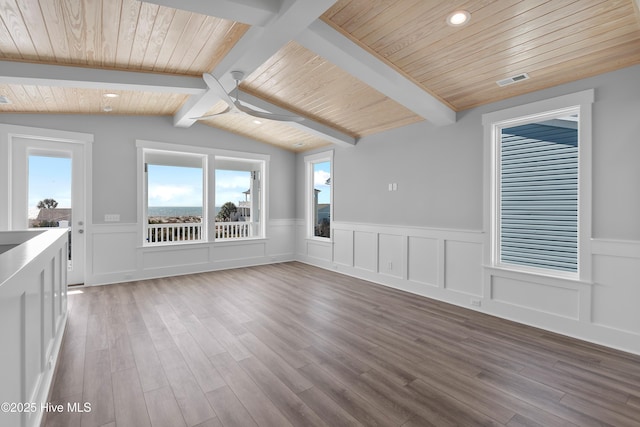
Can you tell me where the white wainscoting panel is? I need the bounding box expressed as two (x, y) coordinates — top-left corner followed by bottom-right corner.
(592, 249), (640, 334)
(297, 223), (640, 355)
(307, 239), (333, 262)
(92, 229), (137, 274)
(354, 231), (377, 272)
(491, 275), (580, 319)
(378, 233), (404, 279)
(333, 229), (354, 266)
(212, 240), (266, 261)
(444, 240), (483, 297)
(407, 236), (438, 287)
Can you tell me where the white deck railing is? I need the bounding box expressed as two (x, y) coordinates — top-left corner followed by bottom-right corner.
(147, 222), (203, 244)
(215, 221), (250, 239)
(146, 221), (253, 244)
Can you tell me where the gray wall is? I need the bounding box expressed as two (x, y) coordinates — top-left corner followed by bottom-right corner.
(0, 115), (297, 223)
(298, 64), (640, 241)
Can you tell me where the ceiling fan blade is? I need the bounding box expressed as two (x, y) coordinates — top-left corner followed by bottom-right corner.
(202, 73), (237, 108)
(190, 105), (232, 120)
(234, 101), (305, 122)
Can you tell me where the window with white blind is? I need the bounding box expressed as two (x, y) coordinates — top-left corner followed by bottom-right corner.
(484, 90), (593, 280)
(500, 119), (578, 273)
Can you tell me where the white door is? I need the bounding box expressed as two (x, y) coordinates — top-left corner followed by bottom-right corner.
(11, 137), (86, 285)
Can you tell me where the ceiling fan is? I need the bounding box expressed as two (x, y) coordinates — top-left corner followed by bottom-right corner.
(191, 71), (304, 122)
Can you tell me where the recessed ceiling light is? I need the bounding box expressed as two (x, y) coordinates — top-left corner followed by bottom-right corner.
(0, 95), (12, 104)
(447, 10), (470, 26)
(103, 106), (113, 112)
(252, 119), (262, 124)
(103, 93), (119, 98)
(293, 142), (305, 148)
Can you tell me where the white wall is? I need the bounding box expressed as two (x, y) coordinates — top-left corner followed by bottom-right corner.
(296, 64), (640, 355)
(0, 115), (298, 284)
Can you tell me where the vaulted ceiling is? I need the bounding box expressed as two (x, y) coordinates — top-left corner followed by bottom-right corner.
(1, 0), (639, 152)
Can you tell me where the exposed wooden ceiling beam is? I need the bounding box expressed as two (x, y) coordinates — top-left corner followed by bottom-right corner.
(296, 20), (456, 126)
(0, 61), (206, 94)
(173, 0), (343, 142)
(143, 0), (280, 26)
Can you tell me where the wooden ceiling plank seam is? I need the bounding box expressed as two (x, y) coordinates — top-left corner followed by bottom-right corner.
(0, 0), (38, 59)
(332, 0), (398, 36)
(190, 18), (231, 72)
(201, 21), (250, 73)
(388, 0), (563, 71)
(0, 13), (21, 59)
(407, 0), (609, 82)
(391, 0), (568, 73)
(84, 0), (104, 65)
(35, 85), (57, 113)
(448, 38), (640, 109)
(114, 0), (141, 68)
(434, 20), (640, 98)
(321, 0), (358, 25)
(61, 0), (88, 64)
(128, 1), (159, 69)
(38, 0), (71, 63)
(354, 2), (458, 52)
(175, 15), (225, 74)
(423, 9), (637, 95)
(6, 83), (33, 110)
(49, 86), (70, 113)
(151, 8), (191, 73)
(342, 0), (424, 45)
(368, 0), (497, 59)
(162, 13), (207, 74)
(100, 0), (122, 67)
(422, 0), (626, 87)
(15, 0), (55, 60)
(140, 4), (174, 71)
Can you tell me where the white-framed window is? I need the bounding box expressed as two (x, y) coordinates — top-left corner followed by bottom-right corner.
(136, 140), (269, 245)
(305, 150), (333, 239)
(483, 90), (593, 280)
(214, 156), (265, 240)
(142, 148), (207, 245)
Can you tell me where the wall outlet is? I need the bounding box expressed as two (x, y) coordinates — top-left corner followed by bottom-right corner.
(471, 299), (482, 307)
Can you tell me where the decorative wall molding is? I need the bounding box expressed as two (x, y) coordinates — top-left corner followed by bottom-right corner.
(295, 220), (640, 356)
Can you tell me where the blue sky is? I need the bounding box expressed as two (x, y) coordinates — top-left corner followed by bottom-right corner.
(314, 161), (331, 204)
(28, 156), (71, 217)
(147, 165), (251, 207)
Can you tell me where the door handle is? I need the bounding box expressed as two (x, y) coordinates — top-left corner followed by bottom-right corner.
(78, 229), (84, 234)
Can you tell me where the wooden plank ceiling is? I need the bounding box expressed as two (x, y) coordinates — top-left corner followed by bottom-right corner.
(321, 0), (640, 111)
(1, 0), (640, 151)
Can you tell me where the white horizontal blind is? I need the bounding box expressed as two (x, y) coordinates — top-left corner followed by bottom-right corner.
(500, 122), (578, 273)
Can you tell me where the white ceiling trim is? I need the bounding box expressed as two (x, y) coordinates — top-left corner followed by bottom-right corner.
(143, 0), (280, 26)
(296, 20), (457, 126)
(0, 61), (206, 94)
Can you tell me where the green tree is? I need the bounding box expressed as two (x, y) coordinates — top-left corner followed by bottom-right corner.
(37, 198), (58, 209)
(216, 202), (237, 221)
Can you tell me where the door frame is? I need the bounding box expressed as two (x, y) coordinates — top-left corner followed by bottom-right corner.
(0, 124), (93, 285)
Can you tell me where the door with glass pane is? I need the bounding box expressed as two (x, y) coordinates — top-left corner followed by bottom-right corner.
(11, 138), (86, 285)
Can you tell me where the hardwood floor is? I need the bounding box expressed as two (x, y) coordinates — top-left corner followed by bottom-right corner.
(44, 262), (640, 427)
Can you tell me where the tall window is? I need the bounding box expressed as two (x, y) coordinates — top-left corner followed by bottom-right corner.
(305, 151), (332, 239)
(485, 90), (593, 279)
(143, 149), (205, 245)
(214, 156), (265, 240)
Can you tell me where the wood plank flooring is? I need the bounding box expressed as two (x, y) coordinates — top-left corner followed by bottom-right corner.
(43, 262), (640, 427)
